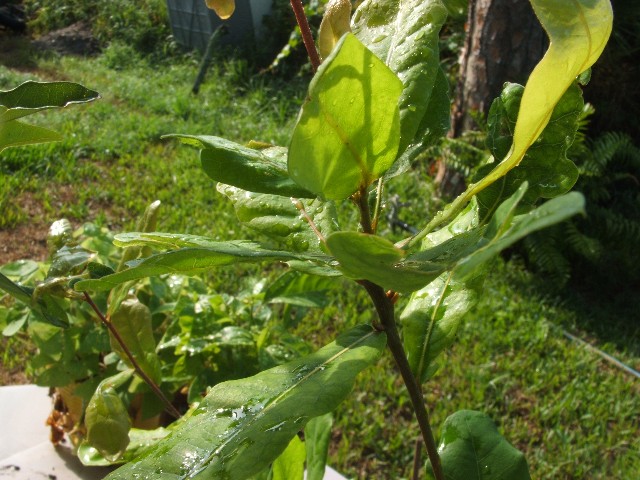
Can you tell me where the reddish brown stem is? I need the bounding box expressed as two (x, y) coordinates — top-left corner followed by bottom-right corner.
(84, 292), (180, 419)
(290, 0), (321, 71)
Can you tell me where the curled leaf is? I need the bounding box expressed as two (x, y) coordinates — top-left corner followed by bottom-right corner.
(318, 0), (352, 60)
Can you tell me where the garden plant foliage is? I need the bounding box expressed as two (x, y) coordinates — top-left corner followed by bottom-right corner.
(0, 0), (614, 478)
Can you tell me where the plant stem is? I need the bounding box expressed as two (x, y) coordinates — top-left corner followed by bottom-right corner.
(355, 186), (373, 234)
(83, 292), (181, 419)
(289, 0), (321, 72)
(361, 281), (444, 480)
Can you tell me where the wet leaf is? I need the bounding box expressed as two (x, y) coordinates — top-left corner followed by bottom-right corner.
(78, 427), (171, 466)
(352, 0), (448, 153)
(105, 325), (385, 480)
(289, 34), (402, 200)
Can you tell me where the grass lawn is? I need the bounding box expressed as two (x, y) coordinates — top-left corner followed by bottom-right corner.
(1, 37), (638, 479)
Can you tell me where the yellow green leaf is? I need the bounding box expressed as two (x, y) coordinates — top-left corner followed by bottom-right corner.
(318, 0), (352, 60)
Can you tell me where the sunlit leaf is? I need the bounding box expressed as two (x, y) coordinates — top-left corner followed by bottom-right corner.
(289, 33), (402, 200)
(272, 435), (305, 480)
(352, 0), (448, 153)
(105, 325), (385, 480)
(409, 0), (612, 242)
(426, 410), (531, 480)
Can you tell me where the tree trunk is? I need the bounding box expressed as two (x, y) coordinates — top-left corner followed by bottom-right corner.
(450, 0), (547, 137)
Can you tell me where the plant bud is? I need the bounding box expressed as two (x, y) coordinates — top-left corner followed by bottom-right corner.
(318, 0), (352, 60)
(206, 0), (235, 20)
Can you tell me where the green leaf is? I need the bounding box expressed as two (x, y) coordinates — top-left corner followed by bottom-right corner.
(401, 202), (482, 383)
(326, 232), (445, 293)
(109, 298), (162, 383)
(401, 272), (484, 384)
(427, 410), (531, 480)
(0, 119), (61, 152)
(218, 184), (339, 254)
(478, 82), (583, 218)
(263, 271), (339, 308)
(0, 271), (33, 305)
(272, 435), (305, 480)
(85, 370), (133, 462)
(0, 272), (69, 328)
(75, 239), (317, 292)
(0, 81), (99, 152)
(455, 191), (586, 279)
(0, 81), (99, 121)
(167, 136), (315, 198)
(304, 413), (333, 480)
(288, 33), (403, 200)
(105, 325), (386, 480)
(78, 427), (171, 466)
(352, 0), (448, 153)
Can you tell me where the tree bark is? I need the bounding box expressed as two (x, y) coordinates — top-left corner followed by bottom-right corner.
(450, 0), (547, 137)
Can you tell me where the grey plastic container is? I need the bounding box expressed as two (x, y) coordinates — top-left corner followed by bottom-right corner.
(166, 0), (272, 52)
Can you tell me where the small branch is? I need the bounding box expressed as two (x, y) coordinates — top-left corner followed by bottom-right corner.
(290, 0), (321, 72)
(361, 281), (444, 480)
(83, 292), (181, 419)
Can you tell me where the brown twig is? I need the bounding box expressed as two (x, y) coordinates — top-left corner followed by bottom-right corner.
(290, 0), (321, 71)
(83, 292), (181, 419)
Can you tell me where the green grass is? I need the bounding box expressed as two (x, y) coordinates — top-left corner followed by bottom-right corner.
(1, 48), (639, 480)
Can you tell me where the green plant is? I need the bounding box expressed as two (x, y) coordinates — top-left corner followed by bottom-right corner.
(523, 128), (640, 290)
(0, 0), (614, 479)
